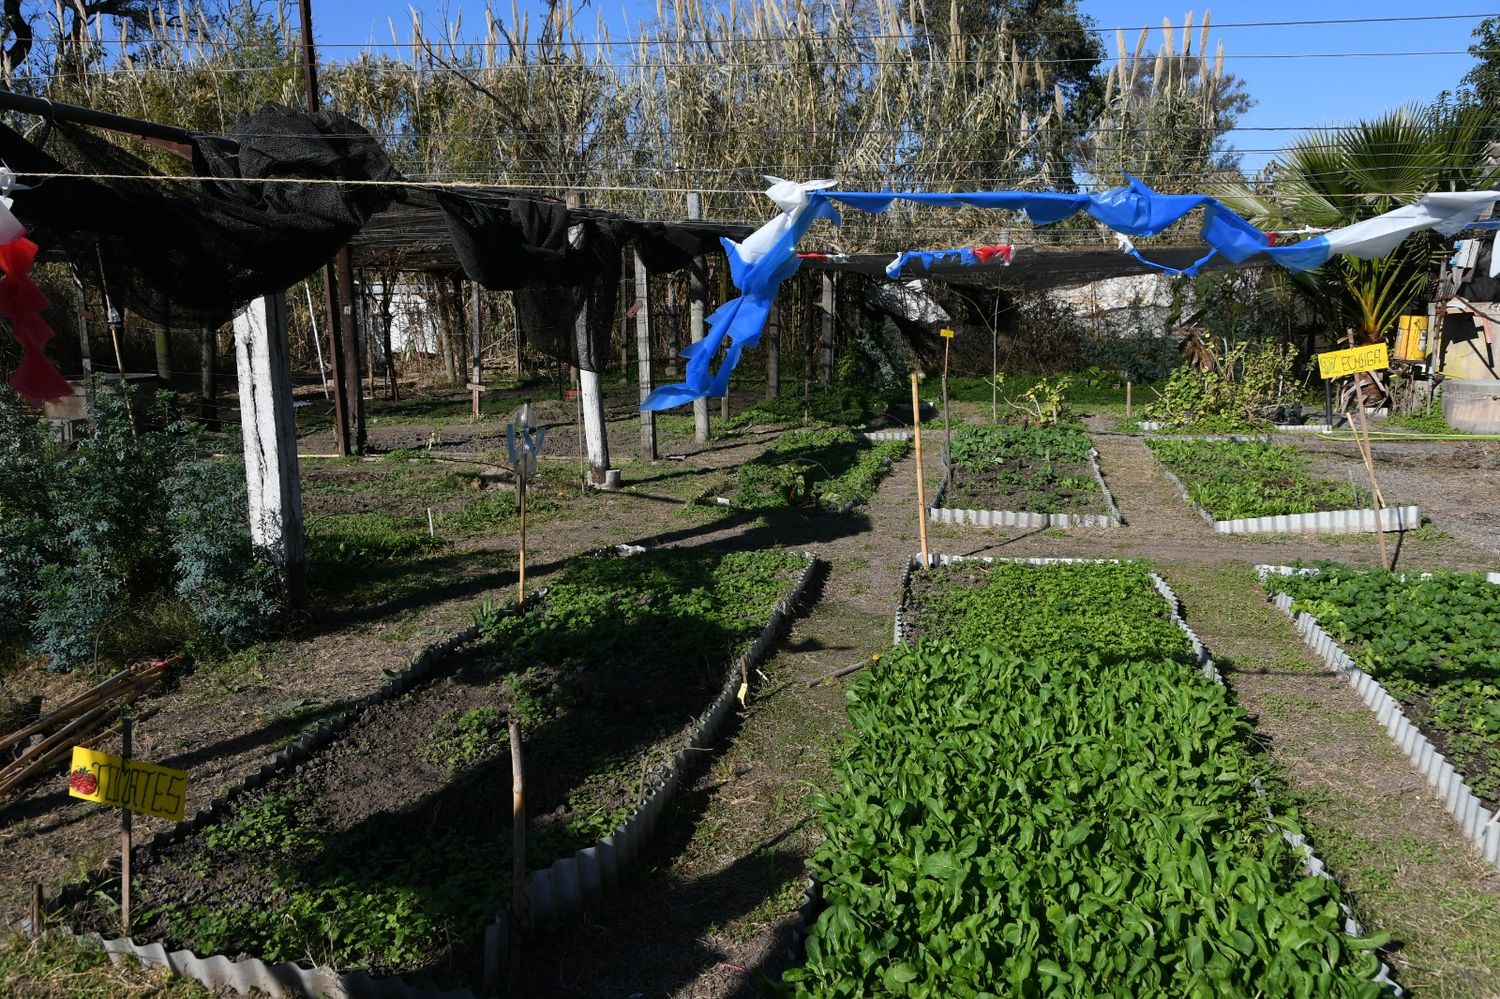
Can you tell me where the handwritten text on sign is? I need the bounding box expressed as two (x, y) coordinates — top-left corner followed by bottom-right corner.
(1317, 343), (1390, 380)
(67, 746), (188, 821)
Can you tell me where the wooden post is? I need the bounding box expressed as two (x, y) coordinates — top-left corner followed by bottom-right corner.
(233, 294), (307, 609)
(766, 299), (780, 400)
(507, 719), (527, 991)
(803, 277), (814, 424)
(990, 298), (998, 424)
(1126, 380), (1133, 419)
(470, 282), (483, 421)
(153, 325), (172, 388)
(29, 882), (40, 937)
(336, 251), (365, 453)
(635, 252), (657, 461)
(73, 270), (91, 376)
(200, 325), (217, 427)
(819, 272), (835, 384)
(941, 331), (952, 491)
(687, 193), (710, 443)
(566, 192), (613, 486)
(517, 477), (527, 602)
(911, 372), (930, 567)
(119, 715), (132, 935)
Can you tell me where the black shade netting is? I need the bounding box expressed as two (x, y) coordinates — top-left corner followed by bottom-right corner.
(0, 104), (399, 327)
(437, 190), (752, 372)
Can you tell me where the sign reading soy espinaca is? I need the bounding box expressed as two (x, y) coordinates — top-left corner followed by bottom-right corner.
(67, 746), (188, 821)
(1317, 342), (1390, 380)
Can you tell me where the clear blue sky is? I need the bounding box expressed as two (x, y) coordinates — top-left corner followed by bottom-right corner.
(310, 0), (1494, 176)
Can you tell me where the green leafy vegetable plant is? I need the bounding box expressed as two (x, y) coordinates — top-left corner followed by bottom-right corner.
(1148, 438), (1368, 520)
(790, 561), (1387, 997)
(1268, 563), (1500, 804)
(945, 425), (1103, 514)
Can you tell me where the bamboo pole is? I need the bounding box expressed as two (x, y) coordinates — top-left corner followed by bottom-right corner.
(507, 719), (527, 990)
(911, 372), (930, 567)
(1352, 402), (1391, 569)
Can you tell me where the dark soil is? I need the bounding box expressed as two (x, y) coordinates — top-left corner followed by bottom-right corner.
(939, 456), (1105, 514)
(72, 553), (804, 986)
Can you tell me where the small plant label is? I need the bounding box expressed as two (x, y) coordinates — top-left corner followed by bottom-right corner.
(939, 327), (955, 338)
(1317, 342), (1389, 379)
(67, 746), (188, 822)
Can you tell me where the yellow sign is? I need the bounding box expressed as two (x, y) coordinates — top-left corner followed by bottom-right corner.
(67, 746), (188, 822)
(939, 328), (955, 338)
(1395, 315), (1430, 362)
(1317, 343), (1390, 380)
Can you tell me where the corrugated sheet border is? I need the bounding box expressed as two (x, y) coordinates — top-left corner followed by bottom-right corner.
(927, 448), (1123, 529)
(792, 554), (1399, 994)
(1147, 449), (1422, 535)
(1256, 564), (1500, 870)
(483, 551), (821, 984)
(851, 429), (912, 442)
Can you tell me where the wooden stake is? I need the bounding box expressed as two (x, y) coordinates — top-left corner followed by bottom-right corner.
(1126, 380), (1133, 418)
(941, 334), (952, 492)
(507, 719), (527, 990)
(517, 478), (527, 603)
(1352, 401), (1391, 570)
(911, 372), (930, 567)
(29, 882), (40, 937)
(119, 716), (132, 936)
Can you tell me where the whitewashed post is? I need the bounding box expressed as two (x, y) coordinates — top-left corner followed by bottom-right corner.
(566, 191), (615, 487)
(635, 251), (657, 461)
(820, 272), (835, 384)
(233, 293), (306, 609)
(766, 299), (780, 400)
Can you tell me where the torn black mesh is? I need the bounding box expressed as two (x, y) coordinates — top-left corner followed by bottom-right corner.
(0, 104), (398, 327)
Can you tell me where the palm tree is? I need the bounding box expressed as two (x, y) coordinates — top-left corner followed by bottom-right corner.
(1217, 101), (1500, 355)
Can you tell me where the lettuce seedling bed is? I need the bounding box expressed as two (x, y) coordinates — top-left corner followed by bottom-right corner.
(79, 546), (811, 990)
(697, 427), (908, 513)
(787, 557), (1396, 996)
(1148, 437), (1420, 534)
(930, 426), (1121, 528)
(1260, 563), (1500, 867)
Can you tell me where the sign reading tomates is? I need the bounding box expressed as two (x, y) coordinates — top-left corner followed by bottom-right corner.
(67, 745), (188, 822)
(1317, 342), (1389, 379)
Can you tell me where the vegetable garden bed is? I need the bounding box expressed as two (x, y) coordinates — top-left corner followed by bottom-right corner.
(1147, 438), (1420, 534)
(929, 426), (1122, 528)
(1259, 563), (1500, 868)
(787, 556), (1396, 996)
(696, 427), (908, 513)
(66, 546), (815, 994)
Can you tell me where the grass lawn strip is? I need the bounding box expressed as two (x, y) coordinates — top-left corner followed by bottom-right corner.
(1260, 564), (1500, 865)
(82, 547), (809, 988)
(790, 559), (1392, 997)
(701, 428), (909, 513)
(934, 425), (1118, 527)
(1146, 438), (1418, 534)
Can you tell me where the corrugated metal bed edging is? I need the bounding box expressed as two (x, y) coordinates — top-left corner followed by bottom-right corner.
(1148, 451), (1422, 535)
(1257, 564), (1500, 870)
(926, 448), (1123, 529)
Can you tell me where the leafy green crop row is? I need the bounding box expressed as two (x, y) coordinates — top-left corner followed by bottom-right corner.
(1268, 563), (1500, 804)
(729, 428), (908, 511)
(945, 426), (1101, 514)
(791, 562), (1386, 997)
(1148, 439), (1366, 520)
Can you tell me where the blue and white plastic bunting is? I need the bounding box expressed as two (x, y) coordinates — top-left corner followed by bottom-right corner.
(639, 177), (1500, 411)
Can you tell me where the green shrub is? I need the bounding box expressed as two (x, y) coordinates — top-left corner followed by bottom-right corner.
(168, 451), (282, 648)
